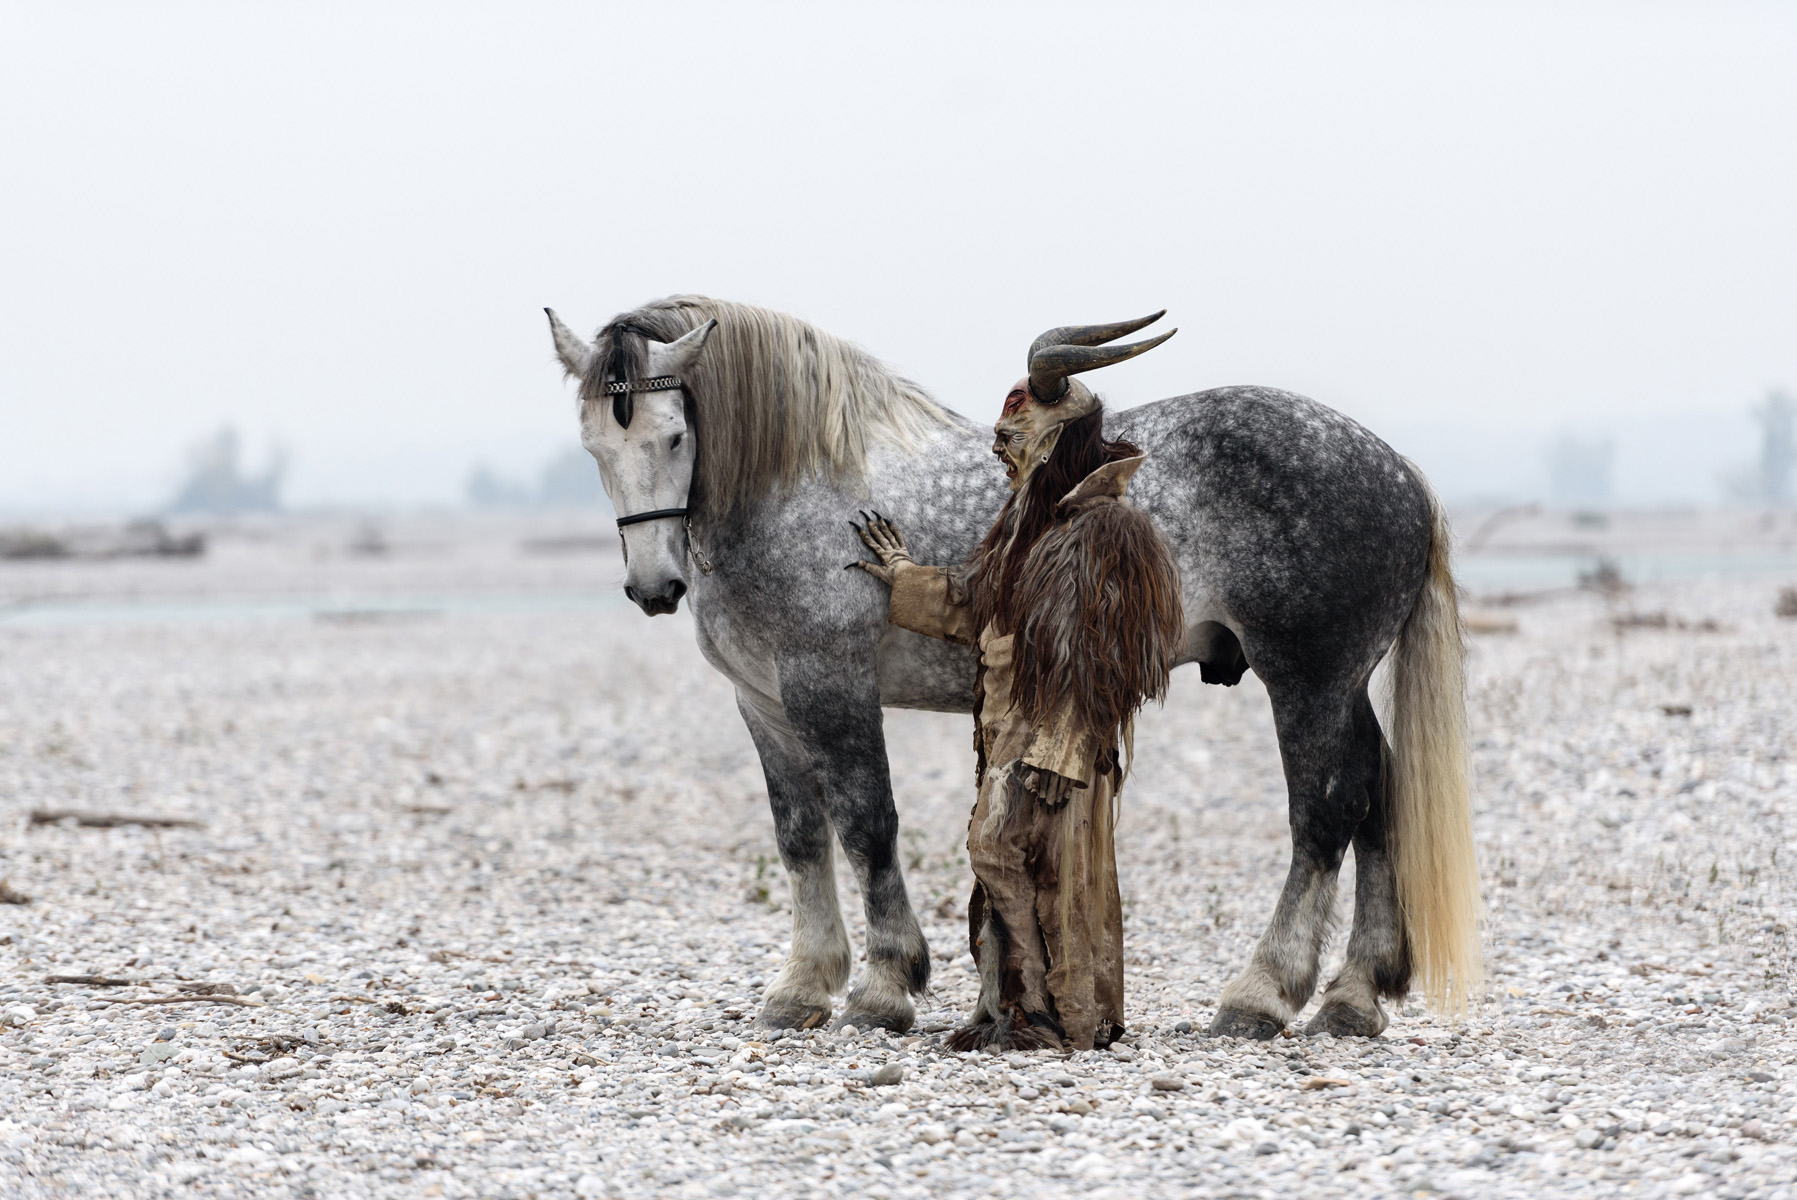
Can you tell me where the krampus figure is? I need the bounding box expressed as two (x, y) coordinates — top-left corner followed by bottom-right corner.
(851, 316), (1184, 1050)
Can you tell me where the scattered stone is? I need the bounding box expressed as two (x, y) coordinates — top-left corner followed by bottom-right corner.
(0, 546), (1787, 1198)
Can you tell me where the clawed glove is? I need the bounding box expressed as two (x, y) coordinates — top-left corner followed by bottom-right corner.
(847, 511), (915, 585)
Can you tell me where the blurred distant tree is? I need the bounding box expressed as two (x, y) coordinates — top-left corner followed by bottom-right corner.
(465, 465), (531, 508)
(168, 427), (285, 514)
(537, 447), (607, 510)
(1544, 433), (1613, 507)
(465, 448), (609, 512)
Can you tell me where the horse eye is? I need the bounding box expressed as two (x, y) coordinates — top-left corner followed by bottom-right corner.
(670, 433), (684, 450)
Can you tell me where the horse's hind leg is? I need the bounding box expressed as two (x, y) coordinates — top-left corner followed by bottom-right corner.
(738, 694), (852, 1031)
(1210, 682), (1372, 1040)
(1307, 693), (1408, 1037)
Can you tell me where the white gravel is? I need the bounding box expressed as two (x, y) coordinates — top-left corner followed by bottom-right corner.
(2, 518), (1795, 1199)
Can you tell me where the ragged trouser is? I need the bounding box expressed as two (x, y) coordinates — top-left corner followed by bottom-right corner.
(964, 768), (1125, 1051)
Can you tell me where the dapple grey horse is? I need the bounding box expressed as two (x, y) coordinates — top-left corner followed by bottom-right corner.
(544, 296), (1480, 1040)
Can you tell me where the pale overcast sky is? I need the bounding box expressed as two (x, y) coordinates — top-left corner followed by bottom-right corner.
(2, 2), (1793, 512)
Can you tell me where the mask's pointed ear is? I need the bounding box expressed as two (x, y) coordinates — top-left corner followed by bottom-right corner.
(647, 318), (718, 378)
(545, 307), (595, 379)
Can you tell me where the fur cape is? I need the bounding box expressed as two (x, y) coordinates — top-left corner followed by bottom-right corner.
(1003, 465), (1185, 755)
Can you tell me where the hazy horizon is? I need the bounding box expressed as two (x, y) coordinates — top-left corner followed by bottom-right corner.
(3, 3), (1793, 516)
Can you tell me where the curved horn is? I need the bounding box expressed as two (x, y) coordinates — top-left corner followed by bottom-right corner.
(1028, 310), (1166, 359)
(1028, 327), (1176, 403)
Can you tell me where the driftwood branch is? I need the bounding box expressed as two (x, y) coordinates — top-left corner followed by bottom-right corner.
(94, 993), (267, 1008)
(48, 976), (244, 993)
(29, 809), (203, 830)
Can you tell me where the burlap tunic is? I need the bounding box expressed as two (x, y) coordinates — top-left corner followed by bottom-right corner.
(884, 466), (1135, 1050)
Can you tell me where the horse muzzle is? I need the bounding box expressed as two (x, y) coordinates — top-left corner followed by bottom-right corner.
(625, 578), (686, 616)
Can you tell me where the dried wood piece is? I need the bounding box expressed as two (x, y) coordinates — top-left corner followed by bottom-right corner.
(45, 975), (140, 986)
(176, 982), (239, 996)
(1299, 1077), (1353, 1090)
(29, 810), (203, 830)
(94, 993), (266, 1008)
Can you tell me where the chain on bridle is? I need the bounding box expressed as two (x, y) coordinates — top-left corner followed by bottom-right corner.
(602, 375), (714, 574)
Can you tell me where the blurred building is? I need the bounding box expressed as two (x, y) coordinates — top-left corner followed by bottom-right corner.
(1754, 390), (1794, 505)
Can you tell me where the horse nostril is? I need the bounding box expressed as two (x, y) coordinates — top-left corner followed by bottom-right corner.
(624, 585), (642, 605)
(666, 580), (687, 604)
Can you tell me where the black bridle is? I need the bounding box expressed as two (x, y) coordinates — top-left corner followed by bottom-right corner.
(601, 374), (713, 573)
(603, 374), (691, 530)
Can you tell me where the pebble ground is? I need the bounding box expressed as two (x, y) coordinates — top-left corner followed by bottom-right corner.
(2, 525), (1795, 1199)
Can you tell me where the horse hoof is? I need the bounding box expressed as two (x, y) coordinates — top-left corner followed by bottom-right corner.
(756, 1004), (831, 1032)
(1303, 1003), (1387, 1039)
(834, 1009), (913, 1034)
(1207, 1007), (1286, 1040)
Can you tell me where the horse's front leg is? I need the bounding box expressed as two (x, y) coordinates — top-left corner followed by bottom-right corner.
(737, 693), (852, 1031)
(781, 659), (930, 1033)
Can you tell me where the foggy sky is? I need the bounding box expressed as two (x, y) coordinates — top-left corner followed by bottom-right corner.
(2, 2), (1793, 512)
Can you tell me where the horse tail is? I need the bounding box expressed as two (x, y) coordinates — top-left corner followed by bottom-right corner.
(1387, 463), (1483, 1017)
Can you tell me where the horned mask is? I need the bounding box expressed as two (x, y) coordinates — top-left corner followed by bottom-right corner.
(993, 312), (1176, 492)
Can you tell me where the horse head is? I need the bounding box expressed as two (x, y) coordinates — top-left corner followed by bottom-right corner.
(545, 308), (716, 616)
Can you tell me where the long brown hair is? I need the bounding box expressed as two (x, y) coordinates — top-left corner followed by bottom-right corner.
(968, 408), (1140, 635)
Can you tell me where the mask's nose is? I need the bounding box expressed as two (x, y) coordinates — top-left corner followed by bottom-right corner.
(625, 578), (687, 616)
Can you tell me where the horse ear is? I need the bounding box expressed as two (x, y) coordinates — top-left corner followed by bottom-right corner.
(648, 318), (718, 378)
(545, 308), (594, 379)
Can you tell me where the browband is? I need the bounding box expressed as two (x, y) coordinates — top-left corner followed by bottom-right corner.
(602, 376), (682, 395)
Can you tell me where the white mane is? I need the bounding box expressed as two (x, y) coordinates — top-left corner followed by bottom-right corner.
(584, 296), (956, 519)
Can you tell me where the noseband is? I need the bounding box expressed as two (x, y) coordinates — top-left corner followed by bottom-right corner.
(601, 373), (713, 573)
(614, 507), (690, 529)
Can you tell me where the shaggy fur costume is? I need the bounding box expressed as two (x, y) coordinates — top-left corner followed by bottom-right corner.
(872, 410), (1182, 1051)
(1009, 474), (1186, 755)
